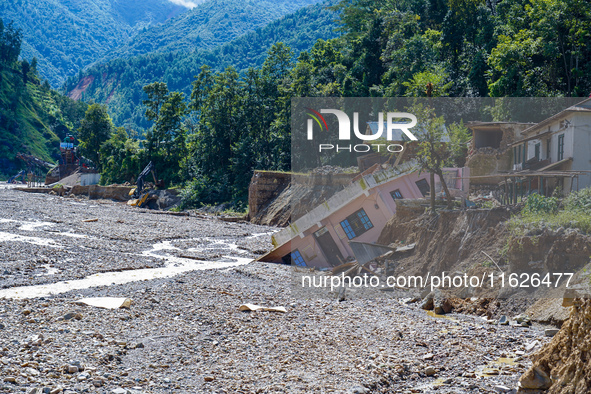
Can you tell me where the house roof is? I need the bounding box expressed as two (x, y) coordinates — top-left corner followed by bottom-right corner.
(509, 129), (553, 146)
(520, 98), (591, 137)
(537, 157), (573, 172)
(466, 121), (533, 130)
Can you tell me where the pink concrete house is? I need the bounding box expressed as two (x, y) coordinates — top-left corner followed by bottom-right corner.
(261, 162), (469, 268)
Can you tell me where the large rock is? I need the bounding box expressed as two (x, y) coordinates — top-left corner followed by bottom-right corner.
(433, 289), (452, 314)
(519, 366), (551, 390)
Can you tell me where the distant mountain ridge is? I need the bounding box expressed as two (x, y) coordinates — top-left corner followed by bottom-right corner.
(0, 0), (188, 87)
(65, 0), (340, 131)
(0, 18), (88, 177)
(103, 0), (323, 61)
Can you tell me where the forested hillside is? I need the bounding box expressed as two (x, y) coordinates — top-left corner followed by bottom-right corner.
(0, 0), (187, 87)
(0, 20), (88, 178)
(4, 0), (591, 209)
(65, 0), (340, 130)
(104, 0), (323, 60)
(91, 0), (591, 209)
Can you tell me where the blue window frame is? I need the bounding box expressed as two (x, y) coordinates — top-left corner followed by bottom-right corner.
(291, 250), (306, 267)
(341, 219), (355, 239)
(340, 209), (374, 240)
(390, 189), (403, 200)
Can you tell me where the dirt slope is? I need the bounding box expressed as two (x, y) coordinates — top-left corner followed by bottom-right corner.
(519, 299), (591, 393)
(377, 203), (591, 316)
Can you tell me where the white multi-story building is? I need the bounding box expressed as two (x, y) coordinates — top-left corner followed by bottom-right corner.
(511, 98), (591, 194)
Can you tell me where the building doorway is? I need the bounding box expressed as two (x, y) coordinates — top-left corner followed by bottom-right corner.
(314, 227), (344, 267)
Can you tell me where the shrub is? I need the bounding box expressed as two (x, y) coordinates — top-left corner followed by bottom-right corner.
(522, 193), (558, 214)
(180, 173), (231, 209)
(564, 188), (591, 212)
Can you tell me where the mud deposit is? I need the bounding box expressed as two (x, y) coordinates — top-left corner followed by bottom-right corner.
(0, 187), (555, 393)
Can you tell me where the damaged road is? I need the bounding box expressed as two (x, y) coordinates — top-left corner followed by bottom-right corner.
(0, 186), (556, 393)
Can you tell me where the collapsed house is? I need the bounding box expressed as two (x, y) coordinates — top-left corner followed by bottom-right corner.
(465, 122), (532, 187)
(259, 161), (469, 268)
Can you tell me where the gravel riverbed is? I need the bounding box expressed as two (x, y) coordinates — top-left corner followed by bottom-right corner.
(0, 186), (550, 393)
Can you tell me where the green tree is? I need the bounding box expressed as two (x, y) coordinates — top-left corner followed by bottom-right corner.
(21, 59), (29, 84)
(99, 127), (142, 185)
(402, 68), (452, 97)
(488, 0), (591, 96)
(142, 82), (189, 185)
(77, 103), (114, 170)
(0, 20), (22, 64)
(412, 104), (469, 210)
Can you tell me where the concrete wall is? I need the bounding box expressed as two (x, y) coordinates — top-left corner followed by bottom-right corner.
(80, 173), (100, 186)
(571, 112), (591, 190)
(248, 171), (291, 219)
(526, 117), (574, 163)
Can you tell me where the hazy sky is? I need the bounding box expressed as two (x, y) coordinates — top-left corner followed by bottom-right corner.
(168, 0), (199, 8)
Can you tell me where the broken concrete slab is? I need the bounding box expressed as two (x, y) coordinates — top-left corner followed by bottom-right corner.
(75, 297), (132, 309)
(238, 304), (287, 313)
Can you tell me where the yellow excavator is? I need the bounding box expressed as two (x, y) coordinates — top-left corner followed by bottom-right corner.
(127, 161), (163, 208)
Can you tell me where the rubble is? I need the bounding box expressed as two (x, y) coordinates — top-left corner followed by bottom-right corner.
(0, 185), (557, 392)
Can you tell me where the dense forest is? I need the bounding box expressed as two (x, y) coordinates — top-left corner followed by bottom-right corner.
(64, 0), (340, 131)
(0, 19), (87, 178)
(0, 0), (186, 87)
(72, 0), (591, 210)
(3, 0), (591, 211)
(104, 0), (323, 61)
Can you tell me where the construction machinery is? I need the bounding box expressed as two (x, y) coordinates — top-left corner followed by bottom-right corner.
(12, 153), (54, 187)
(7, 170), (26, 184)
(127, 161), (164, 208)
(45, 135), (98, 185)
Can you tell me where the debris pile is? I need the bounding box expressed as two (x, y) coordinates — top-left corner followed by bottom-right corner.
(311, 165), (359, 175)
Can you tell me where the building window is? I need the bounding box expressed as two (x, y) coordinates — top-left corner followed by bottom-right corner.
(291, 250), (306, 267)
(390, 189), (403, 200)
(340, 209), (374, 240)
(558, 134), (564, 161)
(534, 143), (540, 160)
(546, 138), (551, 160)
(513, 146), (518, 165)
(415, 178), (430, 197)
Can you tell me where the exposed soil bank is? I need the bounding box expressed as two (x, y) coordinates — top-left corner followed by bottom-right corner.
(377, 202), (591, 320)
(519, 299), (591, 393)
(248, 170), (356, 227)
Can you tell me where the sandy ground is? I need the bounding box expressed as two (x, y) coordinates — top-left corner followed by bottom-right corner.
(0, 186), (552, 393)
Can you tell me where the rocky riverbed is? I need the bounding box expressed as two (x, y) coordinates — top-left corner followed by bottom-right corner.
(0, 186), (554, 393)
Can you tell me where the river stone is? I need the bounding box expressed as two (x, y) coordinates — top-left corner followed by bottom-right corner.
(520, 366), (551, 390)
(545, 328), (560, 337)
